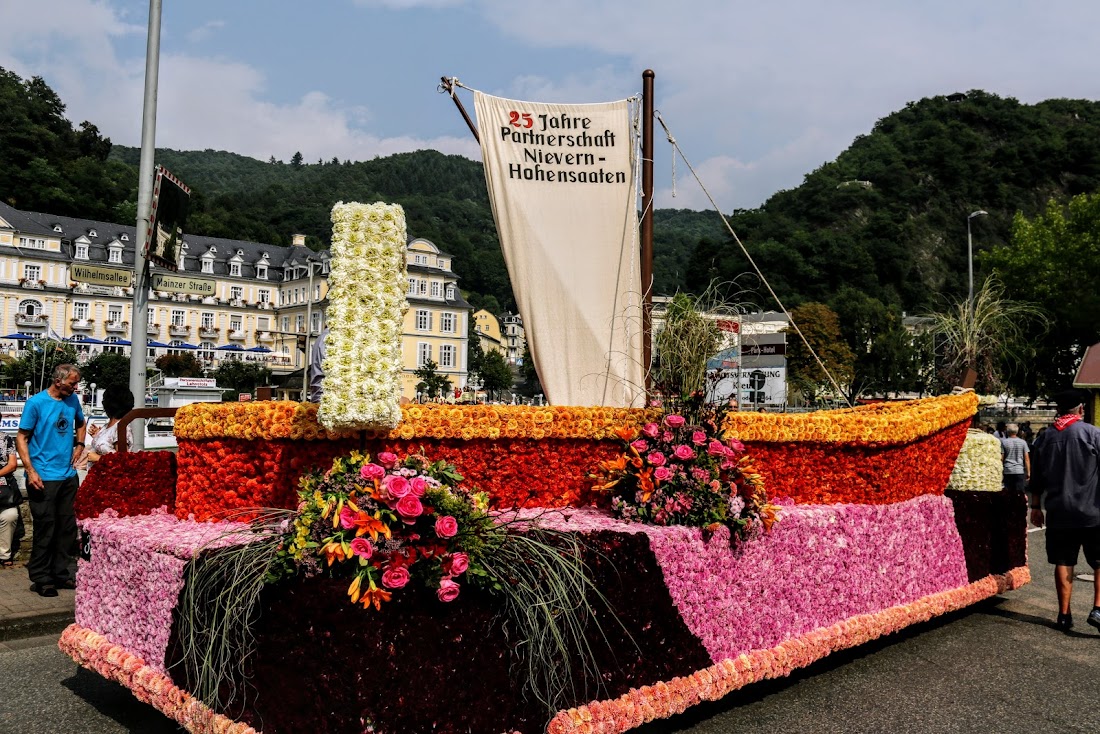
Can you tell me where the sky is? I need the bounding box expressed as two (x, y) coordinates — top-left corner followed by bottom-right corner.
(4, 0), (1100, 211)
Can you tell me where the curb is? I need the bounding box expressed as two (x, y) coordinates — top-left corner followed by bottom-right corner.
(0, 610), (75, 642)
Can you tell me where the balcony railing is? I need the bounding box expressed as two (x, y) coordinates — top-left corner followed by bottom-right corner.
(147, 322), (160, 335)
(19, 279), (46, 290)
(227, 329), (246, 340)
(71, 318), (95, 330)
(198, 326), (219, 339)
(15, 312), (47, 326)
(257, 302), (274, 310)
(169, 324), (191, 337)
(255, 330), (274, 342)
(229, 298), (245, 308)
(105, 320), (128, 333)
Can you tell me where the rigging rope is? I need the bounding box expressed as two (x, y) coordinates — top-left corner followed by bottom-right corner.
(653, 110), (852, 408)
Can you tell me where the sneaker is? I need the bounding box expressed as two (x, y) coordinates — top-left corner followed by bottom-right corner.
(1056, 612), (1073, 633)
(1088, 608), (1100, 632)
(31, 583), (58, 598)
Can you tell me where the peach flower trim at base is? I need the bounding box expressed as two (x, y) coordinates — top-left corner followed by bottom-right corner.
(545, 565), (1030, 734)
(58, 624), (261, 734)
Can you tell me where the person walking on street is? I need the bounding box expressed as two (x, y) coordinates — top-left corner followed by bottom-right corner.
(1001, 423), (1030, 492)
(15, 364), (86, 598)
(1029, 388), (1100, 633)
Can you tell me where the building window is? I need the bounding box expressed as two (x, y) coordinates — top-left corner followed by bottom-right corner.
(229, 262), (241, 277)
(256, 265), (267, 280)
(23, 264), (41, 281)
(201, 257), (214, 274)
(18, 237), (46, 249)
(440, 312), (455, 334)
(201, 312), (215, 329)
(407, 278), (417, 295)
(75, 244), (89, 260)
(417, 342), (432, 367)
(108, 247), (122, 264)
(418, 280), (428, 295)
(446, 283), (455, 300)
(108, 306), (123, 324)
(230, 316), (242, 333)
(199, 341), (215, 360)
(431, 282), (441, 298)
(147, 307), (154, 322)
(171, 309), (185, 326)
(296, 314), (304, 333)
(258, 316), (270, 330)
(314, 284), (320, 300)
(439, 344), (455, 368)
(414, 254), (427, 265)
(258, 289), (270, 304)
(282, 316), (290, 332)
(416, 310), (432, 331)
(74, 302), (89, 321)
(18, 299), (41, 316)
(311, 311), (321, 332)
(230, 286), (243, 301)
(439, 259), (449, 271)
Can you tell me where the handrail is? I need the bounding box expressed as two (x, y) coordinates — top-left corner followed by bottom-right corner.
(116, 407), (178, 454)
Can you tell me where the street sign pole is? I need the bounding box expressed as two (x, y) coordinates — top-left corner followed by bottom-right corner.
(127, 0), (163, 451)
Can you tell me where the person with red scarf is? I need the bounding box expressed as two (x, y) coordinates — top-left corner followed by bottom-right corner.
(1029, 388), (1100, 633)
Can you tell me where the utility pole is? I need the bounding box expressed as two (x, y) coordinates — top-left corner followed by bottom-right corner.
(641, 70), (655, 395)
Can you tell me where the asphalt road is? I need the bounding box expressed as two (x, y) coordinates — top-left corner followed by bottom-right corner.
(1, 529), (1097, 734)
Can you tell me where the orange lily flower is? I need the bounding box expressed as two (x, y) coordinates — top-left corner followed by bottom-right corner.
(361, 580), (392, 611)
(320, 540), (349, 567)
(347, 573), (364, 604)
(615, 425), (638, 442)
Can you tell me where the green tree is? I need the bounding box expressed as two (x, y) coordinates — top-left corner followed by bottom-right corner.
(213, 360), (272, 400)
(1, 340), (79, 392)
(290, 151), (303, 167)
(80, 351), (130, 392)
(155, 352), (204, 378)
(829, 288), (916, 398)
(518, 344), (543, 398)
(466, 337), (485, 383)
(783, 303), (856, 404)
(478, 350), (514, 400)
(413, 359), (452, 399)
(985, 193), (1100, 397)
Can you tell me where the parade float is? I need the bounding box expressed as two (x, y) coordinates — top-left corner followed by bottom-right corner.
(59, 89), (1028, 732)
(59, 206), (1027, 733)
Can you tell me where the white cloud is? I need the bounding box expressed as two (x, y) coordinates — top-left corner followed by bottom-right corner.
(186, 19), (225, 44)
(352, 0), (465, 8)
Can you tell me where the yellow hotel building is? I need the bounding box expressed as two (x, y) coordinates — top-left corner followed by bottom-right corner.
(0, 202), (469, 400)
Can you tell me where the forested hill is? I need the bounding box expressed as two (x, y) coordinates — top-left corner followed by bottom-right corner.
(689, 90), (1100, 311)
(4, 66), (1100, 314)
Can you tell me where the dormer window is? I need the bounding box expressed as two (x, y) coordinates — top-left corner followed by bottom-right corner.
(256, 265), (267, 280)
(75, 243), (89, 260)
(120, 233), (129, 241)
(414, 254), (427, 265)
(446, 283), (455, 300)
(88, 229), (97, 238)
(53, 224), (63, 233)
(202, 258), (214, 274)
(108, 243), (123, 264)
(439, 259), (449, 271)
(230, 262), (241, 277)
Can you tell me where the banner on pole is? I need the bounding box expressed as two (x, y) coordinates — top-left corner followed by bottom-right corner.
(474, 92), (643, 407)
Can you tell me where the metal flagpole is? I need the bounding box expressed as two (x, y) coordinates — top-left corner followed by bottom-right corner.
(127, 0), (163, 451)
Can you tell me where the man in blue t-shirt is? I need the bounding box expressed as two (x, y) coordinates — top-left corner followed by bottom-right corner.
(15, 364), (86, 597)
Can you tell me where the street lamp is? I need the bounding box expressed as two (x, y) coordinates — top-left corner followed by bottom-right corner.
(89, 382), (97, 408)
(967, 210), (988, 310)
(24, 380), (31, 400)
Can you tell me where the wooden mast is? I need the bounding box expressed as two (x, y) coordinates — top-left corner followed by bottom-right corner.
(641, 70), (655, 395)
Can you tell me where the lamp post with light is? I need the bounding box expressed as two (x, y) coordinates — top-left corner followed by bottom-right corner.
(967, 210), (988, 311)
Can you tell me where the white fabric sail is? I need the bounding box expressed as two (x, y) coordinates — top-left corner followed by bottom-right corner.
(474, 92), (644, 407)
